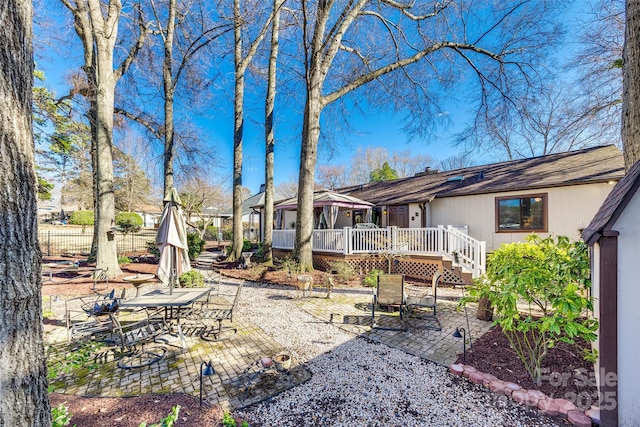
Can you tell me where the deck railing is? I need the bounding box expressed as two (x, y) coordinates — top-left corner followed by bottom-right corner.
(272, 225), (486, 277)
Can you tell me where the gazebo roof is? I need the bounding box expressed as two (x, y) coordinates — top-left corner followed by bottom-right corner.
(275, 190), (373, 210)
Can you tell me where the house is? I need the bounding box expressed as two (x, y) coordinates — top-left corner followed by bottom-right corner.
(223, 185), (283, 240)
(582, 158), (640, 427)
(341, 145), (625, 252)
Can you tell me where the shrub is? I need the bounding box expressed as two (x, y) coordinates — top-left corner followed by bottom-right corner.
(146, 241), (160, 257)
(68, 210), (94, 231)
(463, 234), (597, 384)
(115, 212), (143, 233)
(362, 269), (383, 287)
(187, 232), (205, 260)
(178, 270), (204, 288)
(51, 403), (73, 427)
(138, 405), (180, 427)
(204, 225), (219, 240)
(278, 257), (300, 275)
(242, 239), (253, 252)
(118, 256), (132, 264)
(331, 260), (357, 282)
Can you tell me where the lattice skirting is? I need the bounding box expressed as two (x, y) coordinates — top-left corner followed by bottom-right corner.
(272, 250), (469, 285)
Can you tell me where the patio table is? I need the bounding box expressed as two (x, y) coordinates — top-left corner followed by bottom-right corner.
(119, 288), (211, 348)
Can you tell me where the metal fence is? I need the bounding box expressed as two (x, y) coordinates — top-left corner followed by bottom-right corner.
(38, 230), (157, 256)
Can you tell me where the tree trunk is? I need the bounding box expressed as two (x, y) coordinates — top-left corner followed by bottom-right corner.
(263, 0), (283, 266)
(623, 0), (640, 169)
(0, 1), (51, 424)
(229, 0), (245, 262)
(295, 95), (322, 271)
(93, 31), (122, 277)
(476, 297), (493, 321)
(163, 0), (177, 193)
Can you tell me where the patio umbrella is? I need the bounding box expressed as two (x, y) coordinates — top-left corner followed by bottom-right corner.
(156, 187), (191, 294)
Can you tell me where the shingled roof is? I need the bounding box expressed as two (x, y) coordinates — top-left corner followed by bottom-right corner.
(341, 145), (624, 206)
(582, 158), (640, 245)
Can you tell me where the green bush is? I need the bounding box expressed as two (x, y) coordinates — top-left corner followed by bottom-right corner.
(278, 257), (300, 275)
(115, 212), (143, 233)
(204, 225), (219, 240)
(118, 256), (132, 264)
(362, 269), (383, 287)
(138, 405), (180, 427)
(187, 232), (205, 260)
(68, 210), (94, 230)
(331, 260), (357, 282)
(463, 234), (597, 384)
(51, 403), (73, 427)
(178, 270), (204, 288)
(242, 239), (253, 252)
(146, 241), (160, 257)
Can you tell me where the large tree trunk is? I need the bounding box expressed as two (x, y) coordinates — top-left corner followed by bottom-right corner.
(93, 27), (122, 277)
(229, 0), (245, 262)
(163, 0), (177, 193)
(295, 95), (322, 271)
(0, 1), (51, 424)
(623, 0), (640, 169)
(263, 0), (283, 266)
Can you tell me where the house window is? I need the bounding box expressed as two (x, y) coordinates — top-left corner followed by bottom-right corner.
(496, 194), (547, 232)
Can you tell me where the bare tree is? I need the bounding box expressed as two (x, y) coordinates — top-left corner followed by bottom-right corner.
(623, 0), (640, 168)
(438, 153), (474, 171)
(146, 0), (231, 194)
(0, 0), (51, 423)
(349, 147), (389, 184)
(275, 180), (298, 198)
(316, 164), (347, 189)
(263, 0), (286, 265)
(180, 177), (231, 239)
(229, 0), (276, 261)
(388, 150), (433, 178)
(293, 0), (562, 270)
(59, 0), (147, 277)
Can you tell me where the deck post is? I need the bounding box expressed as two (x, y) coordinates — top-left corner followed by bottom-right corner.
(344, 227), (351, 255)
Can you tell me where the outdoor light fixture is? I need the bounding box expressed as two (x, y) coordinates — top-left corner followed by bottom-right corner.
(383, 209), (387, 215)
(199, 360), (215, 407)
(346, 211), (351, 217)
(452, 327), (467, 363)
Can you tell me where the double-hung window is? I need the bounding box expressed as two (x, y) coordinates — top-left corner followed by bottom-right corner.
(495, 194), (547, 232)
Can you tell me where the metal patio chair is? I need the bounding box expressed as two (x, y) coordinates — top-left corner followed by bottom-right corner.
(188, 280), (244, 342)
(371, 273), (408, 331)
(405, 268), (442, 330)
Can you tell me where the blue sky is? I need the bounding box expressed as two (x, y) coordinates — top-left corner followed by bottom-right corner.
(35, 1), (592, 196)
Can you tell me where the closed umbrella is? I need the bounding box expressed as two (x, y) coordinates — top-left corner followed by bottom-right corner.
(156, 187), (191, 294)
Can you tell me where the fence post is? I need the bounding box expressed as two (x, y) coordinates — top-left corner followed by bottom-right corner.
(344, 227), (351, 255)
(47, 230), (51, 256)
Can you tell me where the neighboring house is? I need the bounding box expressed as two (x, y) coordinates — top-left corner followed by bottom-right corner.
(222, 184), (283, 240)
(582, 159), (640, 427)
(341, 145), (625, 252)
(132, 204), (163, 229)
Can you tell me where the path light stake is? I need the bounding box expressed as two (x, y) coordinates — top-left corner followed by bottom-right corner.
(199, 360), (215, 407)
(452, 327), (467, 363)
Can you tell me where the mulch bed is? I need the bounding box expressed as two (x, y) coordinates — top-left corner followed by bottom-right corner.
(459, 326), (598, 409)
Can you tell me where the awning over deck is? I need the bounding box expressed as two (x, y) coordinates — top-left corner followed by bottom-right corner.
(275, 190), (374, 229)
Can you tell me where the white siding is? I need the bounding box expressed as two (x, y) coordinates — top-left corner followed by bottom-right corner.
(430, 183), (615, 251)
(612, 186), (640, 427)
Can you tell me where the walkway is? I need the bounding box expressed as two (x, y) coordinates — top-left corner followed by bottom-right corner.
(45, 268), (492, 411)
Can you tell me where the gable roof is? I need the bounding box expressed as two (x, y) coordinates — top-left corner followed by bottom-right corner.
(221, 190), (284, 216)
(582, 158), (640, 245)
(340, 145), (624, 205)
(275, 190), (373, 210)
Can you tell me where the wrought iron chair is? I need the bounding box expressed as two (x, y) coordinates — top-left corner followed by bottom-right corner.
(107, 313), (171, 369)
(188, 281), (243, 342)
(371, 274), (408, 331)
(64, 288), (121, 343)
(405, 268), (442, 330)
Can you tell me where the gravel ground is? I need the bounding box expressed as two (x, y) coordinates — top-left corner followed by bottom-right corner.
(229, 280), (564, 427)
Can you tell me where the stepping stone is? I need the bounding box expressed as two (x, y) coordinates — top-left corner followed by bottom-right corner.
(585, 406), (600, 425)
(469, 371), (485, 385)
(488, 380), (505, 394)
(554, 398), (577, 416)
(538, 398), (560, 416)
(482, 373), (497, 385)
(568, 410), (591, 427)
(449, 364), (464, 376)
